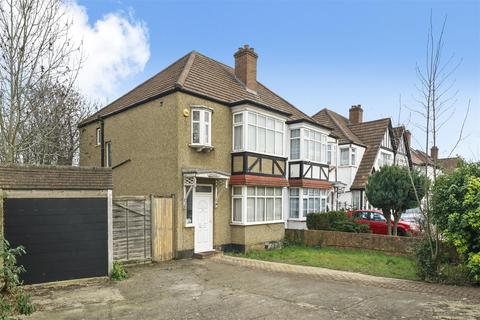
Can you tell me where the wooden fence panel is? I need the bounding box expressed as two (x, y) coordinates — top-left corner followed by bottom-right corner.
(151, 197), (173, 262)
(112, 196), (151, 263)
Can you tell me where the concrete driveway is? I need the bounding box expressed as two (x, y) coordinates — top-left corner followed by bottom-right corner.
(28, 256), (480, 320)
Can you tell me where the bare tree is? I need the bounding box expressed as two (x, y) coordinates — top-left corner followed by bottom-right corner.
(406, 11), (468, 260)
(0, 0), (83, 164)
(20, 84), (96, 165)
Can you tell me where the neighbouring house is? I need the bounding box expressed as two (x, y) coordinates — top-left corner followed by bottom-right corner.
(410, 146), (460, 178)
(312, 105), (412, 210)
(79, 45), (338, 256)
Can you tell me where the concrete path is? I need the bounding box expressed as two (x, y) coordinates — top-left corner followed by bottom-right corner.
(26, 258), (480, 320)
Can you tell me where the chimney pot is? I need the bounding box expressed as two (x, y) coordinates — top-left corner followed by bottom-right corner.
(234, 44), (258, 92)
(349, 105), (363, 124)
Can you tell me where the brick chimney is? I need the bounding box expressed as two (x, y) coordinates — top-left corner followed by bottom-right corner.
(431, 145), (439, 161)
(349, 105), (363, 124)
(404, 130), (412, 148)
(234, 44), (258, 92)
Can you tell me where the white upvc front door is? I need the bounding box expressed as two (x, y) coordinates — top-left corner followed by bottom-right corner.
(193, 185), (213, 253)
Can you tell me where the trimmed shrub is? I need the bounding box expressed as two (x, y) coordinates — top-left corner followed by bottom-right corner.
(307, 211), (370, 233)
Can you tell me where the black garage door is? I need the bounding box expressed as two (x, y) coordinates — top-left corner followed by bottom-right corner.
(4, 198), (108, 284)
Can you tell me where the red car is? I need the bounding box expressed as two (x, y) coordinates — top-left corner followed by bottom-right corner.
(346, 210), (417, 236)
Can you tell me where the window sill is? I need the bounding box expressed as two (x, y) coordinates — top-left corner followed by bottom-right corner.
(185, 223), (194, 228)
(230, 220), (285, 226)
(288, 218), (306, 222)
(189, 144), (214, 152)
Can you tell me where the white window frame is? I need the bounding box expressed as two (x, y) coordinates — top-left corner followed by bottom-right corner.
(233, 112), (244, 151)
(339, 146), (357, 166)
(96, 128), (101, 146)
(290, 129), (301, 160)
(233, 110), (285, 157)
(105, 141), (112, 167)
(289, 187), (329, 220)
(379, 151), (393, 167)
(340, 147), (350, 166)
(231, 186), (284, 225)
(191, 106), (212, 146)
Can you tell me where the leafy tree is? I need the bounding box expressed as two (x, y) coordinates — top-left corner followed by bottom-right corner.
(431, 162), (480, 281)
(366, 165), (428, 236)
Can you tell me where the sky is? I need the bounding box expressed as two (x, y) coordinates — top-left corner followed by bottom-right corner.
(73, 0), (480, 160)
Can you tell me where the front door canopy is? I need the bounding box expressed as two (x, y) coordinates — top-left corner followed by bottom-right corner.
(182, 169), (230, 208)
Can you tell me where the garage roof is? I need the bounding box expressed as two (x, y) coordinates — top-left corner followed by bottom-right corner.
(0, 165), (112, 190)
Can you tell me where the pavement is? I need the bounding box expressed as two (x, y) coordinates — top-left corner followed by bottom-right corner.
(26, 255), (480, 320)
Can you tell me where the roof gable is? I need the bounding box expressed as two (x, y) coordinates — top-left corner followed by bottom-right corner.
(348, 118), (392, 189)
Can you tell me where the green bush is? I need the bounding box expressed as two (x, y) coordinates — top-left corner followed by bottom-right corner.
(306, 211), (370, 233)
(0, 237), (36, 319)
(431, 161), (480, 283)
(110, 261), (128, 281)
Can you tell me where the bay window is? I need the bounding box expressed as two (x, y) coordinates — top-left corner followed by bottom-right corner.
(191, 107), (212, 146)
(232, 111), (284, 156)
(289, 127), (329, 163)
(232, 186), (283, 224)
(289, 188), (329, 219)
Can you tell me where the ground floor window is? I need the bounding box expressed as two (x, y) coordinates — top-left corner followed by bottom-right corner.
(289, 188), (330, 219)
(232, 186), (283, 224)
(352, 190), (361, 209)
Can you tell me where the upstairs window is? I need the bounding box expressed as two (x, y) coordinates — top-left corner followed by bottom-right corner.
(233, 113), (243, 150)
(105, 141), (112, 167)
(96, 128), (101, 146)
(379, 151), (393, 167)
(290, 129), (300, 159)
(339, 147), (357, 166)
(233, 111), (284, 156)
(327, 144), (337, 165)
(191, 108), (212, 146)
(340, 148), (349, 165)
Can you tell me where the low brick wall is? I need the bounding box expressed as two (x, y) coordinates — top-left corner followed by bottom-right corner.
(285, 229), (419, 256)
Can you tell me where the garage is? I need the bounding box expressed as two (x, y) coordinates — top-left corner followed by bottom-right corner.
(0, 165), (113, 284)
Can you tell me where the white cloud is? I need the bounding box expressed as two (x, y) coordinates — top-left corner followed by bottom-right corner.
(66, 1), (150, 103)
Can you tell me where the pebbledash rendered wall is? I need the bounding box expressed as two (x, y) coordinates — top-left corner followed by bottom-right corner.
(285, 229), (418, 255)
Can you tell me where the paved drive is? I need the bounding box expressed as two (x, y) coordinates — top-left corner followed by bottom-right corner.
(27, 256), (480, 320)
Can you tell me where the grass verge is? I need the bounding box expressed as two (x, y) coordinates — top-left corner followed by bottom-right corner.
(228, 245), (418, 281)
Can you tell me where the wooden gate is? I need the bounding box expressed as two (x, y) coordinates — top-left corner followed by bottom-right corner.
(151, 196), (174, 262)
(112, 195), (174, 263)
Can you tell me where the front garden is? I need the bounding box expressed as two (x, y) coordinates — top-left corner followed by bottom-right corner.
(229, 245), (418, 280)
(233, 162), (480, 286)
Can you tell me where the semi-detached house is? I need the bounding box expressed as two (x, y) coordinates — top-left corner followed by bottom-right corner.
(311, 106), (412, 211)
(79, 45), (339, 256)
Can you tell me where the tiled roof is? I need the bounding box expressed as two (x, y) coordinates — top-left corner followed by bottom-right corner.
(349, 118), (391, 189)
(0, 165), (112, 190)
(411, 148), (434, 166)
(80, 51), (319, 126)
(438, 157), (460, 173)
(313, 108), (392, 189)
(312, 109), (364, 145)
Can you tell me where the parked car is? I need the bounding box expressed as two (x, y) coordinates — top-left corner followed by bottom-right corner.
(346, 210), (419, 236)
